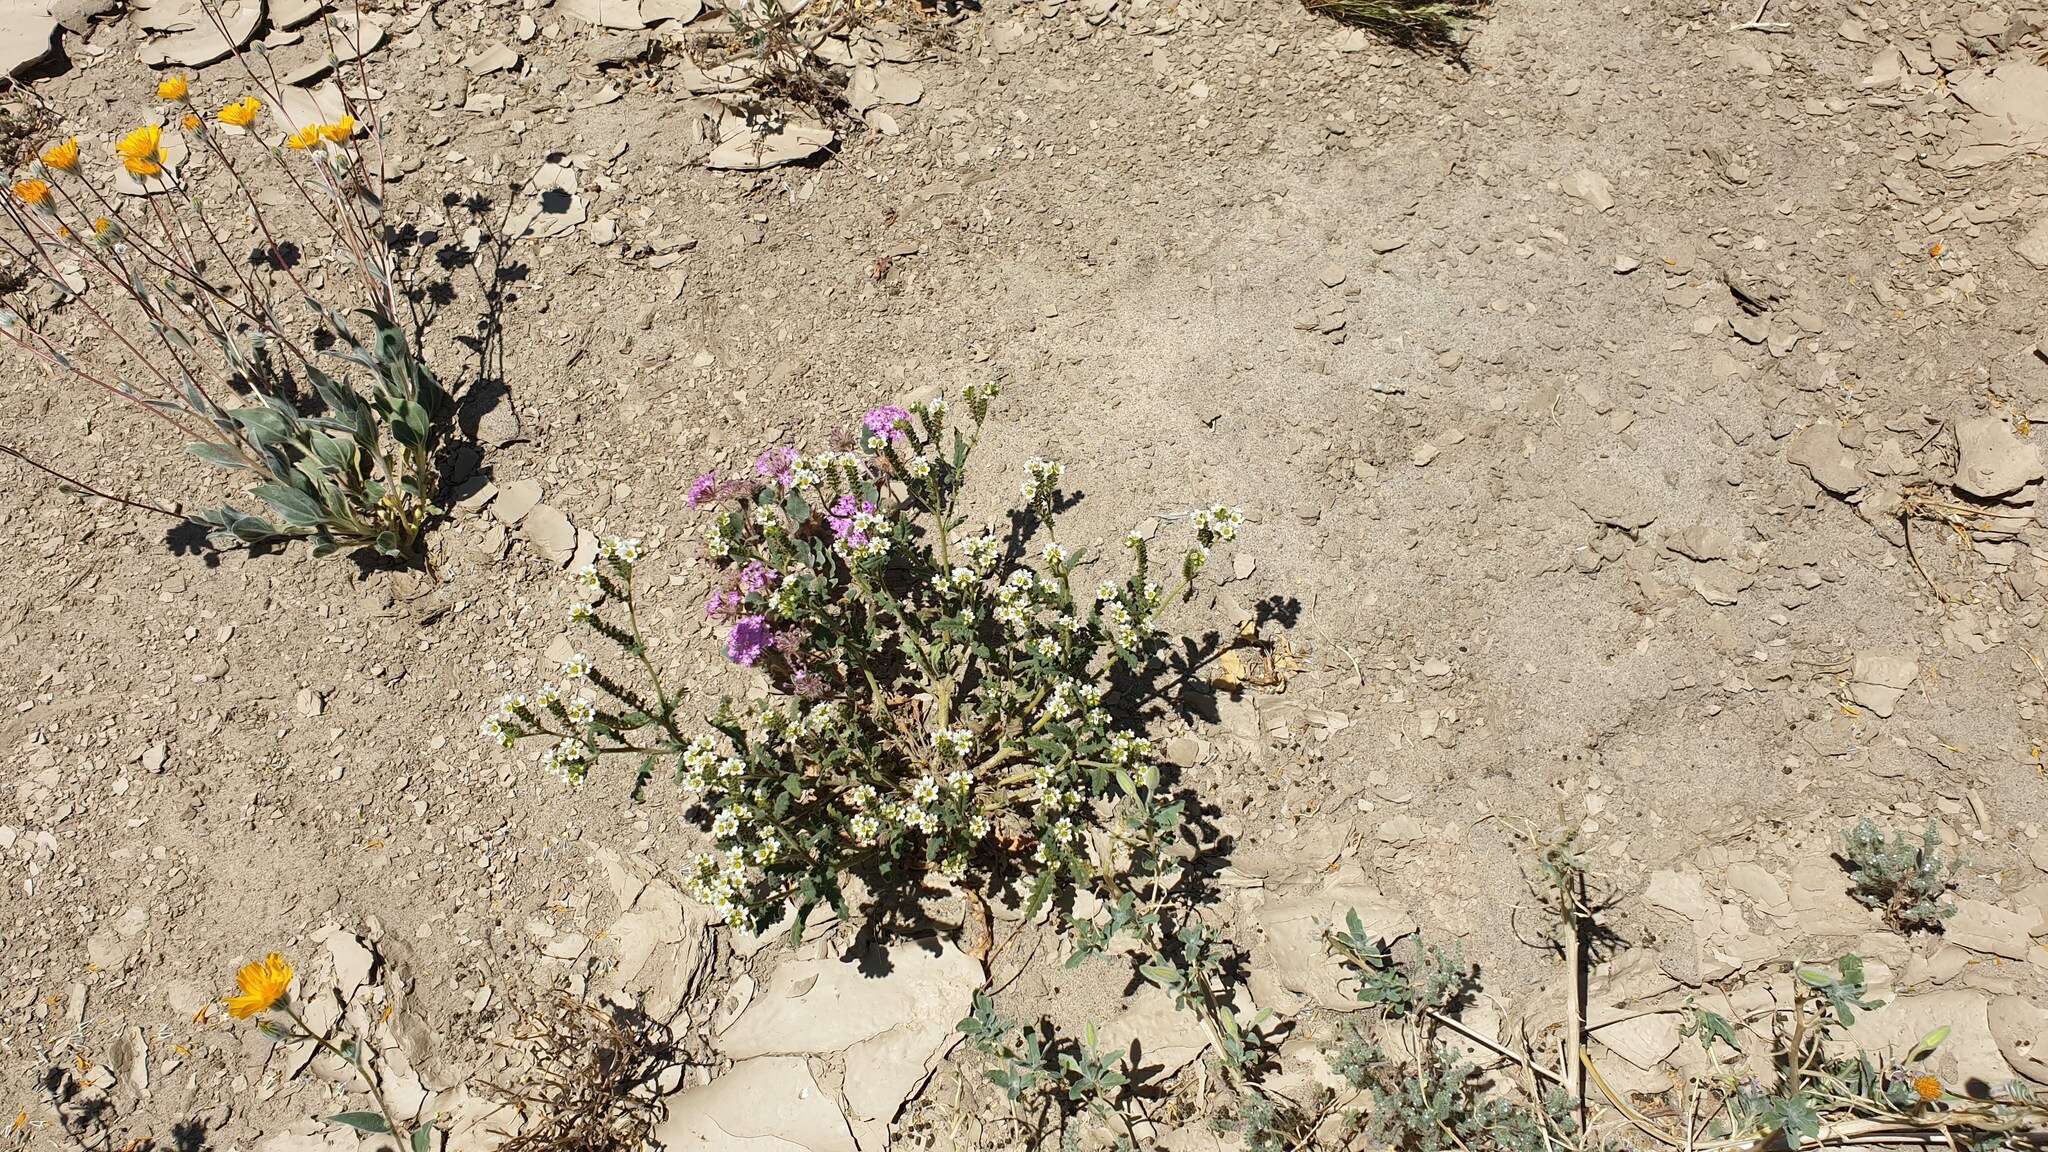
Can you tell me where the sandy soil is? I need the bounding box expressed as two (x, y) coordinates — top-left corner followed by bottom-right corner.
(4, 0), (2048, 1147)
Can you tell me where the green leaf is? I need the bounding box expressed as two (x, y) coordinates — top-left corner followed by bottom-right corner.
(188, 441), (252, 472)
(253, 483), (326, 529)
(411, 1127), (433, 1152)
(325, 1112), (390, 1135)
(232, 406), (295, 445)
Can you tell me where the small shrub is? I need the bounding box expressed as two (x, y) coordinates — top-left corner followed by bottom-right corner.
(1298, 0), (1487, 55)
(0, 58), (447, 562)
(957, 991), (1134, 1147)
(487, 386), (1242, 933)
(483, 996), (676, 1152)
(1840, 817), (1955, 932)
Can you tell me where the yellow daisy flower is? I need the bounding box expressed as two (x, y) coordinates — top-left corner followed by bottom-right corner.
(116, 125), (164, 177)
(224, 953), (293, 1019)
(217, 97), (262, 128)
(12, 179), (52, 207)
(285, 125), (322, 151)
(40, 137), (79, 173)
(181, 114), (201, 132)
(157, 75), (189, 101)
(318, 115), (356, 143)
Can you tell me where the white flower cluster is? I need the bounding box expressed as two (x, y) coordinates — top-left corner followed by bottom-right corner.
(932, 727), (974, 758)
(575, 564), (603, 592)
(679, 735), (745, 792)
(567, 601), (596, 624)
(1045, 676), (1107, 724)
(600, 535), (643, 564)
(704, 516), (734, 559)
(832, 506), (892, 564)
(684, 849), (750, 925)
(559, 653), (592, 681)
(906, 455), (933, 479)
(993, 570), (1041, 632)
(1022, 457), (1064, 503)
(959, 533), (1001, 574)
(1107, 732), (1154, 768)
(1041, 541), (1070, 572)
(797, 701), (843, 741)
(540, 737), (593, 783)
(1094, 580), (1164, 649)
(1191, 504), (1244, 543)
(931, 565), (978, 597)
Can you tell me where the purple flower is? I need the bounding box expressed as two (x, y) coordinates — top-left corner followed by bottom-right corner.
(755, 446), (798, 486)
(740, 561), (779, 595)
(685, 471), (718, 509)
(828, 493), (876, 544)
(705, 588), (742, 620)
(726, 614), (773, 666)
(790, 668), (827, 699)
(863, 406), (912, 444)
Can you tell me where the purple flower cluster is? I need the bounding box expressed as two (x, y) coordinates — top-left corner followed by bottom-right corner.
(829, 493), (877, 546)
(862, 405), (912, 444)
(740, 561), (779, 594)
(685, 470), (719, 509)
(755, 446), (798, 486)
(706, 588), (743, 619)
(726, 614), (773, 666)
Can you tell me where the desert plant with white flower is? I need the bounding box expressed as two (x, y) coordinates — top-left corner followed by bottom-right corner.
(487, 386), (1242, 933)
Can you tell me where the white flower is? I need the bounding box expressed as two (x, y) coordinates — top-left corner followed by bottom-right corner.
(960, 534), (1002, 574)
(1041, 541), (1069, 570)
(575, 564), (602, 590)
(912, 775), (941, 806)
(711, 809), (741, 840)
(560, 653), (592, 680)
(906, 455), (933, 479)
(933, 728), (973, 757)
(846, 783), (877, 810)
(1022, 457), (1064, 503)
(568, 602), (595, 624)
(602, 535), (643, 563)
(968, 814), (992, 839)
(565, 696), (596, 725)
(850, 813), (881, 843)
(1034, 636), (1063, 660)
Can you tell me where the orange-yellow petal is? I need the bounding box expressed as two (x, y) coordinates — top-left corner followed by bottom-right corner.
(318, 115), (355, 143)
(11, 179), (51, 207)
(223, 952), (293, 1019)
(216, 97), (262, 128)
(284, 125), (322, 151)
(157, 75), (189, 101)
(40, 137), (79, 172)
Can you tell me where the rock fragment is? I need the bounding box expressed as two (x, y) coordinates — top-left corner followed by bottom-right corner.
(1562, 170), (1615, 212)
(1953, 416), (2042, 498)
(1787, 424), (1866, 495)
(1846, 654), (1916, 718)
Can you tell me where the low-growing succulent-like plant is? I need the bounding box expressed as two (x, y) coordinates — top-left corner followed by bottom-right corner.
(0, 50), (447, 562)
(1667, 954), (2046, 1150)
(1840, 818), (1956, 932)
(957, 991), (1134, 1147)
(487, 385), (1243, 933)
